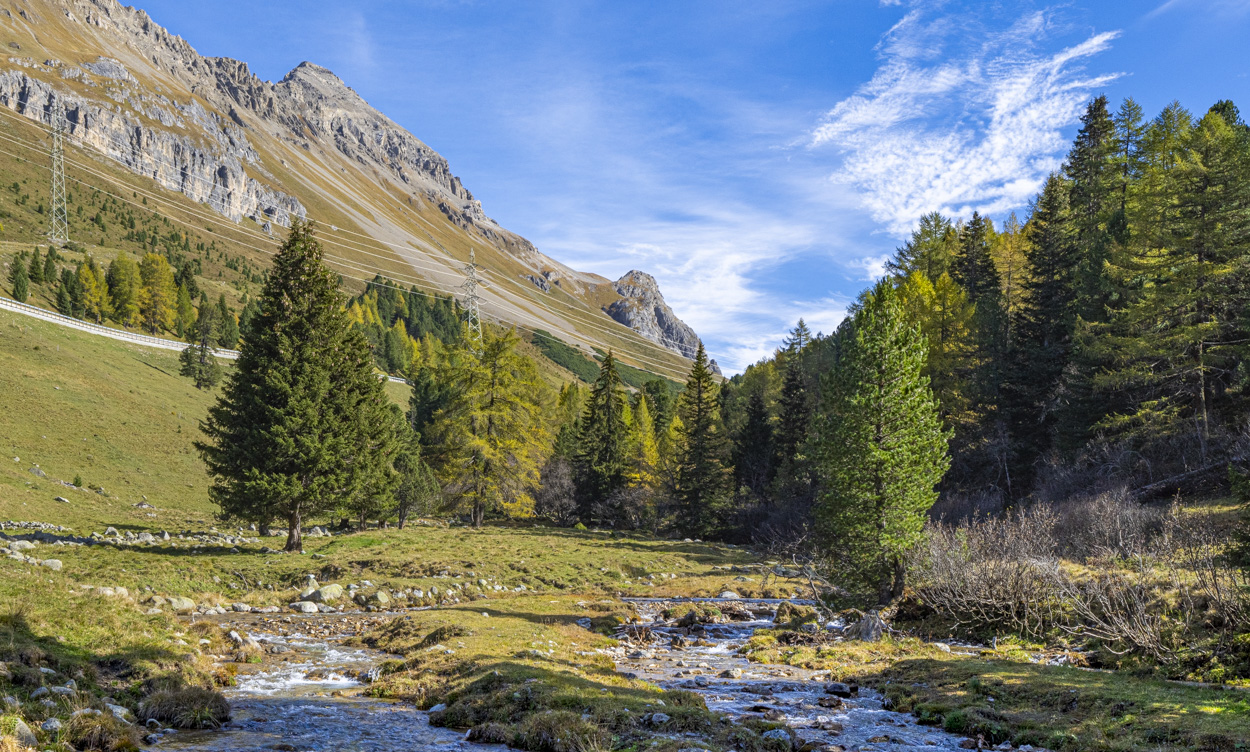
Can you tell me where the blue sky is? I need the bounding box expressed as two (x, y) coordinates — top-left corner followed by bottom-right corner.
(138, 0), (1250, 373)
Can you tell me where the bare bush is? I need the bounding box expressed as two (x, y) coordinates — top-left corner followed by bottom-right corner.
(1053, 556), (1173, 660)
(909, 506), (1064, 637)
(1054, 487), (1164, 561)
(534, 459), (578, 526)
(927, 489), (1004, 523)
(1158, 502), (1250, 632)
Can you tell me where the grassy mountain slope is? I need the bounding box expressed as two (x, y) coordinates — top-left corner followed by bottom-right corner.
(0, 0), (695, 383)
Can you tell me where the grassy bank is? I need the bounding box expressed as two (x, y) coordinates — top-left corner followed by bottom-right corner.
(742, 630), (1250, 751)
(355, 596), (792, 752)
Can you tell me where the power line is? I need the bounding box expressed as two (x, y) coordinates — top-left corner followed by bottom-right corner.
(48, 101), (68, 244)
(0, 112), (694, 380)
(1, 105), (702, 356)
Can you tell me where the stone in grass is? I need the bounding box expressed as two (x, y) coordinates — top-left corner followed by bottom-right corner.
(167, 596), (197, 614)
(289, 601), (318, 614)
(718, 590), (740, 599)
(11, 718), (37, 747)
(41, 718), (63, 732)
(54, 496), (70, 504)
(40, 559), (62, 571)
(10, 541), (36, 552)
(646, 712), (670, 725)
(308, 584), (343, 604)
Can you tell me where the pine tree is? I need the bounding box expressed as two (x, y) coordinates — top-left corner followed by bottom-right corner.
(393, 423), (441, 528)
(174, 284), (194, 340)
(430, 328), (548, 526)
(1067, 95), (1118, 321)
(675, 343), (731, 536)
(217, 294), (239, 348)
(1004, 173), (1078, 479)
(952, 212), (1000, 303)
(41, 252), (56, 286)
(139, 253), (177, 333)
(76, 255), (111, 323)
(179, 297), (222, 389)
(27, 248), (43, 284)
(813, 280), (950, 604)
(733, 387), (774, 498)
(196, 220), (399, 551)
(575, 352), (631, 521)
(10, 260), (28, 302)
(887, 211), (958, 281)
(106, 253), (142, 326)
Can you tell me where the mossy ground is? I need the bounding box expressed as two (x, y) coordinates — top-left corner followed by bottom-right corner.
(354, 597), (794, 752)
(742, 630), (1250, 752)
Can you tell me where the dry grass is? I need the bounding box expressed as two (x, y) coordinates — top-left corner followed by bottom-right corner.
(138, 686), (229, 729)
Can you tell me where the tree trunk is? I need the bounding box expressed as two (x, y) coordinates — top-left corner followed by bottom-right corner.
(259, 520), (271, 537)
(285, 509), (303, 552)
(473, 501), (484, 528)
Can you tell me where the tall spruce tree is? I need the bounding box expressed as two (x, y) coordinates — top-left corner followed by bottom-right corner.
(575, 352), (630, 521)
(27, 248), (43, 284)
(179, 297), (222, 389)
(9, 259), (28, 303)
(196, 220), (399, 551)
(217, 294), (240, 348)
(733, 387), (774, 498)
(1004, 173), (1078, 481)
(813, 280), (949, 604)
(675, 343), (731, 536)
(1066, 95), (1118, 321)
(887, 211), (958, 281)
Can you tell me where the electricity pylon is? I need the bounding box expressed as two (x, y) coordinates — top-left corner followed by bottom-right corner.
(461, 249), (484, 355)
(48, 102), (68, 245)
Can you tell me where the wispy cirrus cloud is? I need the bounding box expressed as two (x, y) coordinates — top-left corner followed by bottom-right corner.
(811, 8), (1120, 234)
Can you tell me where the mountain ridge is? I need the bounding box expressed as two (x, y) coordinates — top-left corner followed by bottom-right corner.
(0, 0), (704, 377)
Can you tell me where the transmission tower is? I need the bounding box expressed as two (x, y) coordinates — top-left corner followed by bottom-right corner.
(48, 103), (69, 245)
(460, 249), (484, 355)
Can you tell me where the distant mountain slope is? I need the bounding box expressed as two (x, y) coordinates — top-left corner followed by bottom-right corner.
(0, 0), (701, 380)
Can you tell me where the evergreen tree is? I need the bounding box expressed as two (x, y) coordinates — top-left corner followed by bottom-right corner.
(27, 248), (43, 284)
(174, 283), (194, 340)
(196, 220), (399, 551)
(674, 343), (731, 536)
(887, 211), (958, 281)
(813, 280), (950, 604)
(1066, 95), (1119, 321)
(733, 387), (774, 498)
(642, 378), (676, 438)
(575, 352), (631, 521)
(56, 267), (79, 317)
(393, 422), (441, 528)
(238, 294), (261, 343)
(10, 259), (28, 302)
(217, 294), (239, 348)
(41, 252), (56, 286)
(1004, 173), (1078, 480)
(179, 297), (222, 389)
(952, 212), (1000, 303)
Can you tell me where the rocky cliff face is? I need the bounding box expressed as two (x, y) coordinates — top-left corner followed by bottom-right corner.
(605, 271), (702, 361)
(0, 0), (706, 373)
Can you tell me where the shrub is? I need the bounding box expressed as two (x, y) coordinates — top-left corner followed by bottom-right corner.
(138, 687), (230, 729)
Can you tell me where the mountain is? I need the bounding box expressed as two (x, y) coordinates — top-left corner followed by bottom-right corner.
(0, 0), (701, 381)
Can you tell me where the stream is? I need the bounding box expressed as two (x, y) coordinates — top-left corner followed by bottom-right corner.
(159, 600), (981, 752)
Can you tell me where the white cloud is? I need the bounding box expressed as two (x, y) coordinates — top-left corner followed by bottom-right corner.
(811, 9), (1120, 234)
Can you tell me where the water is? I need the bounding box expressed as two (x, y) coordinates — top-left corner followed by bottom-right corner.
(159, 621), (499, 752)
(611, 599), (978, 751)
(159, 602), (982, 752)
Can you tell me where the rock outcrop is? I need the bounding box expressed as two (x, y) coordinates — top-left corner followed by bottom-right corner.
(605, 271), (701, 360)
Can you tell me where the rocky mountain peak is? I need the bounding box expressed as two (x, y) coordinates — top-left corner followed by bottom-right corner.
(604, 271), (703, 362)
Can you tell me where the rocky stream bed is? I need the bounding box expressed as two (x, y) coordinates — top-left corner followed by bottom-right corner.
(157, 600), (997, 752)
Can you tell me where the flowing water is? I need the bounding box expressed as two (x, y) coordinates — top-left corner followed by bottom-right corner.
(612, 599), (976, 751)
(158, 601), (981, 752)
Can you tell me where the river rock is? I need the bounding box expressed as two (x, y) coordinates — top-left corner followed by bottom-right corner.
(429, 703), (447, 713)
(302, 574), (319, 590)
(761, 729), (791, 744)
(823, 682), (857, 698)
(289, 601), (318, 613)
(718, 590), (740, 599)
(232, 603), (252, 612)
(309, 584), (343, 603)
(367, 590), (390, 606)
(167, 596), (196, 614)
(719, 667), (743, 679)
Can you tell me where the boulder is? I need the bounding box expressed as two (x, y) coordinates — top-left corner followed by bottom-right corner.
(367, 590), (390, 607)
(845, 611), (887, 642)
(11, 718), (37, 747)
(647, 712), (670, 725)
(718, 590), (740, 599)
(309, 584), (344, 603)
(10, 541), (35, 552)
(232, 603), (252, 613)
(167, 596), (197, 614)
(54, 496), (70, 504)
(42, 717), (63, 732)
(40, 559), (63, 571)
(289, 601), (318, 614)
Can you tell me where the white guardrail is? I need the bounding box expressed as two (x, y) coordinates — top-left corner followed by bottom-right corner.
(0, 296), (408, 384)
